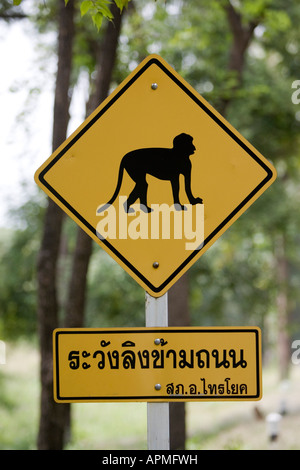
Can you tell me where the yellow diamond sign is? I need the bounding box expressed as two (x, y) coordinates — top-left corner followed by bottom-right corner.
(35, 55), (276, 297)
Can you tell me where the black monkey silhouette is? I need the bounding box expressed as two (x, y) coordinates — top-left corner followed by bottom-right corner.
(97, 133), (203, 213)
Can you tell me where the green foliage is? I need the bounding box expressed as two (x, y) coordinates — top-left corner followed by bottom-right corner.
(116, 0), (300, 335)
(12, 0), (131, 31)
(79, 0), (112, 30)
(2, 0), (300, 343)
(86, 249), (145, 327)
(0, 196), (46, 338)
(73, 0), (131, 30)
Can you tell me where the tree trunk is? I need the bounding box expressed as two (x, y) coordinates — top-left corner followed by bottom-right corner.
(62, 2), (124, 443)
(65, 5), (124, 329)
(37, 0), (75, 450)
(167, 1), (261, 450)
(220, 2), (258, 116)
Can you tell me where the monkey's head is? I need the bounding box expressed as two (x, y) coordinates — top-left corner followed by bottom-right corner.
(173, 133), (196, 156)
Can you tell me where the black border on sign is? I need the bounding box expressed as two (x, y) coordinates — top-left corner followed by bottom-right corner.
(54, 328), (261, 402)
(39, 57), (274, 294)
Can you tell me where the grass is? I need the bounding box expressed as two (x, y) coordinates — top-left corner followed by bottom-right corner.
(66, 402), (147, 450)
(1, 341), (300, 450)
(186, 366), (300, 450)
(0, 341), (39, 449)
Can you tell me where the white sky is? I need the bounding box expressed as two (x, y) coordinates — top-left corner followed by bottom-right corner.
(0, 14), (87, 228)
(0, 2), (180, 229)
(0, 18), (51, 226)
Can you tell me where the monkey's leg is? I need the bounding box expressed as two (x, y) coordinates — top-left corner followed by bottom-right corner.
(139, 180), (152, 213)
(171, 178), (186, 211)
(124, 184), (140, 213)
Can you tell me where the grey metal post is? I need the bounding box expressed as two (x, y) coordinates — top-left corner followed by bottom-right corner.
(145, 292), (170, 450)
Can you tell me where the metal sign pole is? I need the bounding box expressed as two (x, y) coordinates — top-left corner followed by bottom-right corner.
(145, 292), (170, 450)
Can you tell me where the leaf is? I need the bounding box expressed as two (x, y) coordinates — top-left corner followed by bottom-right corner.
(114, 0), (122, 8)
(114, 0), (130, 11)
(92, 11), (103, 31)
(95, 2), (114, 20)
(13, 0), (22, 5)
(80, 0), (94, 16)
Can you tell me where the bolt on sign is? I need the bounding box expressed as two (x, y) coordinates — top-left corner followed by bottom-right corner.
(35, 55), (276, 297)
(53, 327), (262, 402)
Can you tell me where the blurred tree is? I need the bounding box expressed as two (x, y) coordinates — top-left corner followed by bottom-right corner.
(62, 1), (125, 443)
(121, 0), (273, 448)
(0, 198), (45, 338)
(0, 0), (27, 19)
(36, 0), (75, 450)
(2, 0), (300, 450)
(34, 0), (127, 449)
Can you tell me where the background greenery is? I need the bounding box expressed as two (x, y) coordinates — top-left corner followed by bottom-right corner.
(1, 341), (300, 449)
(1, 0), (300, 449)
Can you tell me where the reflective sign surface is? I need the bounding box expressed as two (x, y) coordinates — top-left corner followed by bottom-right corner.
(35, 55), (276, 297)
(53, 327), (262, 402)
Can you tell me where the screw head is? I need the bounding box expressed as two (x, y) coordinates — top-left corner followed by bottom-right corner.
(155, 384), (161, 391)
(153, 261), (159, 269)
(151, 83), (158, 90)
(154, 338), (161, 345)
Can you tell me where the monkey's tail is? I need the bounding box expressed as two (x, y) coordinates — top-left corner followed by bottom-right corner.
(96, 160), (125, 214)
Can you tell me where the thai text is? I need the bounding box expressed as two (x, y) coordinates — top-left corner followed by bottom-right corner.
(166, 377), (248, 397)
(67, 338), (247, 371)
